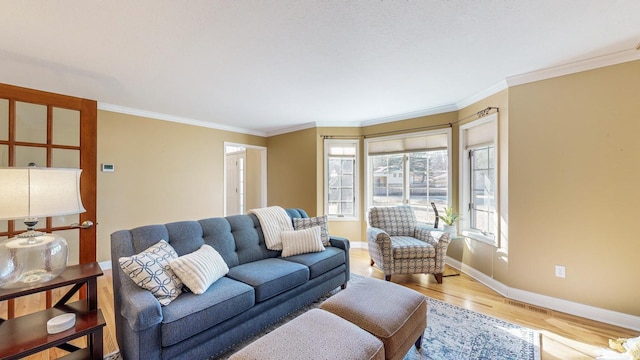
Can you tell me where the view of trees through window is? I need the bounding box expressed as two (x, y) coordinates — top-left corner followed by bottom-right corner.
(371, 150), (448, 224)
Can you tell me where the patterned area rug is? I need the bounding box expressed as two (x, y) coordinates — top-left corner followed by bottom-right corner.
(105, 275), (540, 360)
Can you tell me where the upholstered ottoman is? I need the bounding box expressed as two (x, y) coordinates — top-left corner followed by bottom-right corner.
(320, 277), (427, 360)
(228, 308), (385, 360)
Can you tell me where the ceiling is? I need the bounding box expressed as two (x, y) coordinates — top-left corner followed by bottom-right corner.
(1, 1), (639, 136)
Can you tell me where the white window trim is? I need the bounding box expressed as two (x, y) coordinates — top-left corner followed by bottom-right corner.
(459, 113), (499, 246)
(364, 128), (452, 225)
(324, 139), (359, 221)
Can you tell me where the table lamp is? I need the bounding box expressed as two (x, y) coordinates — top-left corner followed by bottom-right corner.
(0, 166), (85, 289)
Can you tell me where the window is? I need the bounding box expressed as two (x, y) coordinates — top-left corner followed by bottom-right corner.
(325, 139), (359, 219)
(366, 130), (450, 225)
(460, 113), (498, 245)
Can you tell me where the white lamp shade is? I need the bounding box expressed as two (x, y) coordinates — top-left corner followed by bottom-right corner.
(0, 167), (86, 220)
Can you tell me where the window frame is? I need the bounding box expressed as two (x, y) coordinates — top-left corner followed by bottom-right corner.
(364, 128), (452, 226)
(459, 113), (499, 245)
(324, 138), (359, 221)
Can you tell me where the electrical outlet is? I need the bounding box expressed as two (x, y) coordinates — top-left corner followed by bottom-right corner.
(555, 265), (566, 278)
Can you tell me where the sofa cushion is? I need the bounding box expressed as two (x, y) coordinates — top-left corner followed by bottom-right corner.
(160, 277), (254, 347)
(169, 244), (229, 294)
(281, 226), (325, 257)
(281, 246), (346, 279)
(227, 258), (309, 302)
(391, 236), (436, 259)
(118, 240), (183, 306)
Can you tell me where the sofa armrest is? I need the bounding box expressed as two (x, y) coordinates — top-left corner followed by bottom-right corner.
(329, 235), (349, 250)
(414, 225), (451, 273)
(414, 225), (451, 247)
(367, 227), (394, 273)
(117, 273), (163, 331)
(330, 236), (351, 283)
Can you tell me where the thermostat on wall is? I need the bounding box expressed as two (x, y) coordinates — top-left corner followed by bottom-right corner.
(101, 164), (115, 172)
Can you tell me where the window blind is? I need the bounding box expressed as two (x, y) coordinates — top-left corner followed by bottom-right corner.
(367, 133), (448, 155)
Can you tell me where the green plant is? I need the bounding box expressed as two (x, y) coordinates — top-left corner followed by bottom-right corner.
(438, 207), (459, 226)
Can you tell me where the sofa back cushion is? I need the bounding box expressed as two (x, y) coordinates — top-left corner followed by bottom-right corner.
(368, 206), (417, 236)
(113, 209), (307, 270)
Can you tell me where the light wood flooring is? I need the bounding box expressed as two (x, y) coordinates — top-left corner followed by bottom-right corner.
(2, 248), (637, 359)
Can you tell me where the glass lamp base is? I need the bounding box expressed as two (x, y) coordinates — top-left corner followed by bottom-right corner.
(0, 233), (69, 289)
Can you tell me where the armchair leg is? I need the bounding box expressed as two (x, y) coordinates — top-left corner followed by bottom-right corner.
(415, 334), (422, 349)
(434, 273), (443, 284)
(385, 275), (391, 281)
(370, 258), (375, 266)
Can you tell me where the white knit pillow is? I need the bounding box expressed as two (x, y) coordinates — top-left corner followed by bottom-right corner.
(169, 244), (229, 294)
(280, 226), (325, 257)
(119, 240), (183, 306)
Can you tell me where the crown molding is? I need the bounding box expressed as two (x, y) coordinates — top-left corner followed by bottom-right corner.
(98, 103), (267, 137)
(360, 104), (459, 128)
(456, 80), (509, 109)
(265, 121), (318, 137)
(506, 48), (640, 87)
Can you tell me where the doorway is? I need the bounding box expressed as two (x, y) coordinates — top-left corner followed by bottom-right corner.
(224, 143), (267, 216)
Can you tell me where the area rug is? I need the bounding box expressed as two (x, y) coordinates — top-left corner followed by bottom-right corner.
(105, 275), (541, 360)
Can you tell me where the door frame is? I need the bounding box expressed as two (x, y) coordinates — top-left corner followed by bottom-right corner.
(0, 83), (97, 264)
(223, 142), (267, 215)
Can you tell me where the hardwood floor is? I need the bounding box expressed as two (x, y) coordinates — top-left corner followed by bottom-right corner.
(1, 248), (637, 359)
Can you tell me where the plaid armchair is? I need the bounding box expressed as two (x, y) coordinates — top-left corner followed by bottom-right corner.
(367, 205), (451, 283)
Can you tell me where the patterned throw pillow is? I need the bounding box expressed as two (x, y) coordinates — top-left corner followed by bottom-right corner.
(280, 226), (325, 257)
(169, 244), (229, 294)
(293, 215), (330, 246)
(119, 240), (183, 306)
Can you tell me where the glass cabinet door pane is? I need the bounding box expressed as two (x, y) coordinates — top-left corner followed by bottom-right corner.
(52, 148), (80, 168)
(0, 99), (8, 141)
(16, 102), (47, 144)
(52, 107), (80, 146)
(15, 146), (46, 167)
(0, 145), (7, 166)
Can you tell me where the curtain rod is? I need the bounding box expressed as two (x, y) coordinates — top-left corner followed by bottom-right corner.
(321, 106), (499, 140)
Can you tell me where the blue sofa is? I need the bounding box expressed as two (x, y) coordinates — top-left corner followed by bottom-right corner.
(110, 209), (350, 360)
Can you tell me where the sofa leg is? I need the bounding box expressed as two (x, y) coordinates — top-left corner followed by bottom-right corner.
(415, 334), (422, 349)
(341, 282), (347, 290)
(370, 258), (375, 266)
(434, 273), (443, 284)
(385, 275), (391, 281)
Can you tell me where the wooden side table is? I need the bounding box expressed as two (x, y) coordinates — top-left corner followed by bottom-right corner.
(0, 262), (106, 360)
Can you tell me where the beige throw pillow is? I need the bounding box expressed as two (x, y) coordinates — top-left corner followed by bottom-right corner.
(169, 244), (229, 294)
(280, 226), (325, 257)
(119, 240), (183, 306)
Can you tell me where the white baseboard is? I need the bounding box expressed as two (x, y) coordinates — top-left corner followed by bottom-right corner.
(350, 241), (368, 249)
(446, 256), (640, 332)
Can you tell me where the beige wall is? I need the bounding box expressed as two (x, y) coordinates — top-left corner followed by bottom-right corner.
(96, 110), (266, 262)
(508, 60), (640, 316)
(266, 127), (318, 214)
(245, 147), (264, 210)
